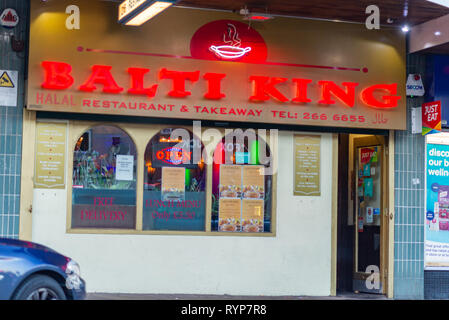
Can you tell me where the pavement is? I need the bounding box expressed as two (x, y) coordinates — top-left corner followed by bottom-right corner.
(86, 292), (389, 300)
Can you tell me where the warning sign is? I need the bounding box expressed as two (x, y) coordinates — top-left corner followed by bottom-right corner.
(0, 70), (18, 107)
(0, 71), (14, 88)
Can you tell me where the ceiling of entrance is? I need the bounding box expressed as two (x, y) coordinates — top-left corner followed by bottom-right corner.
(106, 0), (449, 26)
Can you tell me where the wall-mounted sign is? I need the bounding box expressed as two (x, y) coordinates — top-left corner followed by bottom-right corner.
(293, 135), (321, 196)
(34, 122), (67, 189)
(422, 101), (441, 135)
(406, 74), (425, 96)
(0, 70), (18, 106)
(0, 8), (19, 28)
(28, 0), (406, 130)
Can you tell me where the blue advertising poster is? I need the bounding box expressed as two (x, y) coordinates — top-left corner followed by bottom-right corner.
(364, 178), (373, 197)
(425, 143), (449, 268)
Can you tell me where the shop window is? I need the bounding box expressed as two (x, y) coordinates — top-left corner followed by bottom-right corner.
(211, 132), (273, 233)
(72, 125), (137, 229)
(143, 128), (206, 231)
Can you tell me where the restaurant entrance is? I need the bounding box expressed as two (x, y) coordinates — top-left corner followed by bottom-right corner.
(337, 133), (392, 296)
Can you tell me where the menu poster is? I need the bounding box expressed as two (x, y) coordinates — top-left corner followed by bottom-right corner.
(161, 167), (185, 201)
(34, 122), (67, 189)
(242, 166), (265, 200)
(294, 135), (321, 196)
(218, 198), (241, 232)
(241, 199), (264, 233)
(219, 165), (242, 198)
(115, 155), (134, 181)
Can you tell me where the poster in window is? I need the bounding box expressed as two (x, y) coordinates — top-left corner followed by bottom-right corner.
(218, 198), (241, 232)
(242, 166), (265, 200)
(364, 177), (373, 197)
(219, 165), (242, 198)
(71, 189), (136, 229)
(366, 206), (374, 223)
(115, 155), (134, 181)
(241, 199), (264, 233)
(161, 166), (185, 201)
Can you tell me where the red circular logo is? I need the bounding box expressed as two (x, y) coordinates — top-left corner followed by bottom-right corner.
(190, 20), (267, 63)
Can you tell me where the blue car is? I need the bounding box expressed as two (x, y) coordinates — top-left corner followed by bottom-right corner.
(0, 237), (86, 300)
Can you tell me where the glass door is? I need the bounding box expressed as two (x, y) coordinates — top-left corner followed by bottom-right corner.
(352, 136), (387, 294)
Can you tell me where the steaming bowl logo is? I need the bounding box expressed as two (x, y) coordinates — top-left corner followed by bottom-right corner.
(210, 45), (252, 59)
(209, 23), (252, 60)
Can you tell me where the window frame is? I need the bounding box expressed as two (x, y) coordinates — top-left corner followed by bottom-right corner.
(66, 120), (276, 237)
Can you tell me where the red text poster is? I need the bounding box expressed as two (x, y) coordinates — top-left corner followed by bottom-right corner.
(422, 101), (441, 136)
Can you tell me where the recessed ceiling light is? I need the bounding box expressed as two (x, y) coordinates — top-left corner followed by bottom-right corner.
(427, 0), (449, 8)
(435, 31), (442, 36)
(401, 25), (410, 33)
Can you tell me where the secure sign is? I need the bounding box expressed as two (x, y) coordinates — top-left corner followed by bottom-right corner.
(406, 74), (425, 96)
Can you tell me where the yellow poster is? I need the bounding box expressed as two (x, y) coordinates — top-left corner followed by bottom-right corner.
(241, 199), (264, 233)
(34, 122), (67, 189)
(161, 166), (185, 201)
(242, 165), (265, 199)
(293, 135), (321, 196)
(218, 198), (241, 232)
(219, 165), (242, 198)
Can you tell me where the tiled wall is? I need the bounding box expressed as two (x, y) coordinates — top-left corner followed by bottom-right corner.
(393, 53), (426, 299)
(0, 0), (27, 238)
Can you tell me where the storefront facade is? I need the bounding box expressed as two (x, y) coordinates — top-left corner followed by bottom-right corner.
(19, 0), (406, 296)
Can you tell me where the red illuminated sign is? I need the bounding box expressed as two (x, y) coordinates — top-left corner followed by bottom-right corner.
(190, 20), (267, 63)
(40, 61), (401, 109)
(155, 147), (192, 165)
(208, 23), (252, 60)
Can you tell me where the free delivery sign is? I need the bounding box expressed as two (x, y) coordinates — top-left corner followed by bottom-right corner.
(425, 143), (449, 269)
